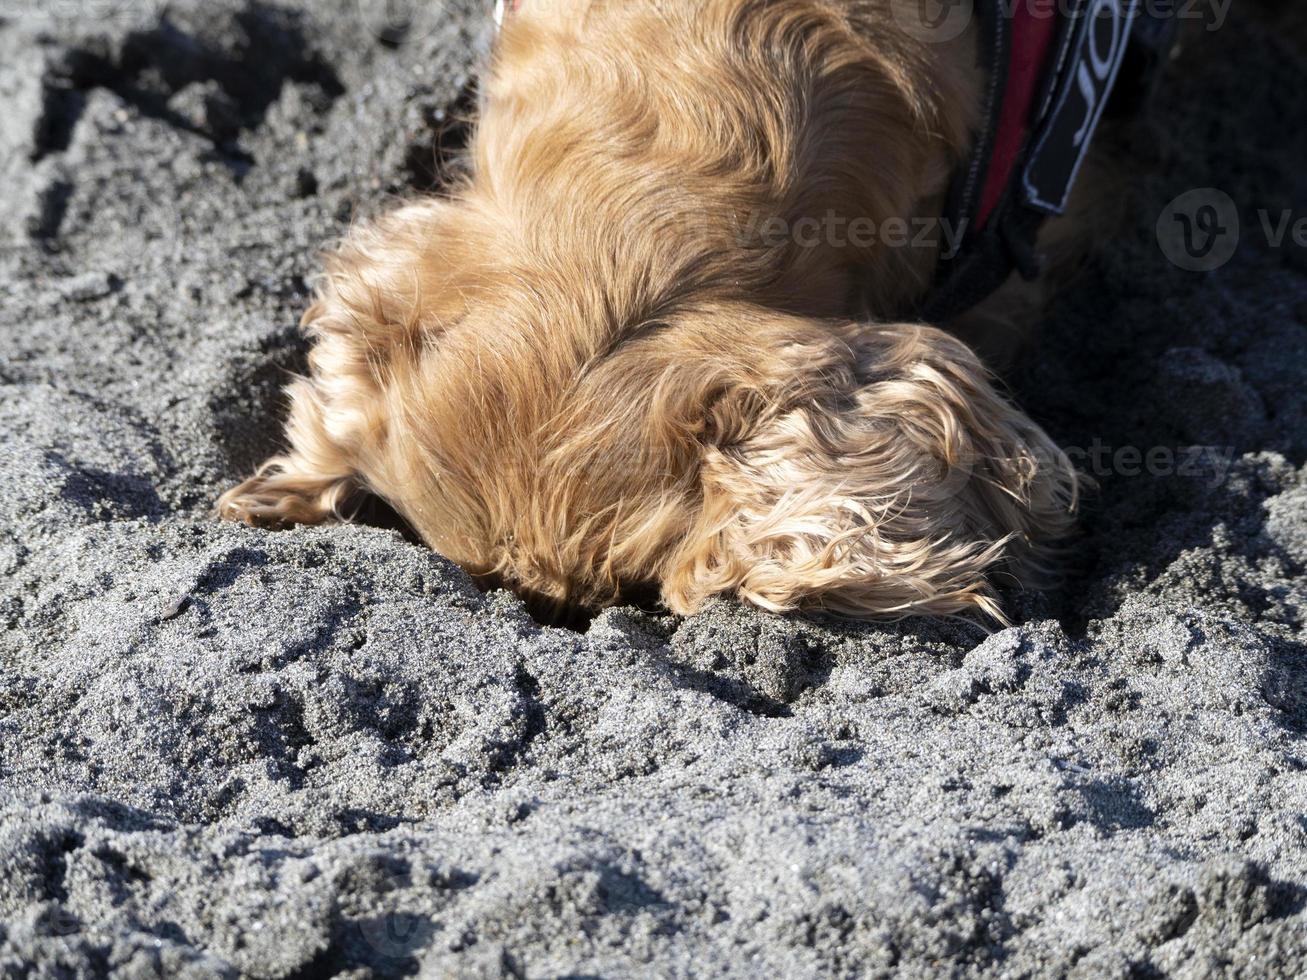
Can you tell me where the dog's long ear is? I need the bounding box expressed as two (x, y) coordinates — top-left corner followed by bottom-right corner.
(660, 311), (1080, 622)
(219, 199), (478, 529)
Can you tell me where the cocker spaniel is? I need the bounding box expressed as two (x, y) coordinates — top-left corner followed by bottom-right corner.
(221, 0), (1170, 621)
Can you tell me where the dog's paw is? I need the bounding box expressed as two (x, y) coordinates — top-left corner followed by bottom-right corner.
(217, 461), (356, 529)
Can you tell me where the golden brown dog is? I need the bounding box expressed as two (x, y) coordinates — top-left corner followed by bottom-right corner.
(220, 0), (1084, 622)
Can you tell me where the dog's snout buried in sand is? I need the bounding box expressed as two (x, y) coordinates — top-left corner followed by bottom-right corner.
(220, 0), (1181, 622)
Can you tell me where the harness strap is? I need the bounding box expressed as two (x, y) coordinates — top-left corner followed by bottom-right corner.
(976, 2), (1061, 232)
(493, 0), (521, 29)
(923, 0), (1178, 321)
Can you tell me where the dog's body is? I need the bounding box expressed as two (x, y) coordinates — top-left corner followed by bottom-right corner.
(221, 0), (1085, 621)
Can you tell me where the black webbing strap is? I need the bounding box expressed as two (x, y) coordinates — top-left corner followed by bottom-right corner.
(920, 0), (1179, 323)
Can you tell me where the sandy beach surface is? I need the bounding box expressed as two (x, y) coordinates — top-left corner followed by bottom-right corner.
(2, 0), (1306, 975)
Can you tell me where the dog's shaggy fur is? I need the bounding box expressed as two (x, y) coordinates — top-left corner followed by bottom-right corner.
(220, 0), (1081, 621)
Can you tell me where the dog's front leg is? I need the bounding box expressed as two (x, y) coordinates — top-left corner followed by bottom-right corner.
(219, 199), (467, 530)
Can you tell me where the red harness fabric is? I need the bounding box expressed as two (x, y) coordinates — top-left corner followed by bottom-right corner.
(974, 1), (1060, 231)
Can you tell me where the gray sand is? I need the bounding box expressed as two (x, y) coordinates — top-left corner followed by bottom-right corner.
(1, 1), (1306, 976)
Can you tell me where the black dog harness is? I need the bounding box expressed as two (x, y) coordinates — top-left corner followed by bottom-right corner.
(494, 0), (1178, 320)
(923, 0), (1179, 320)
